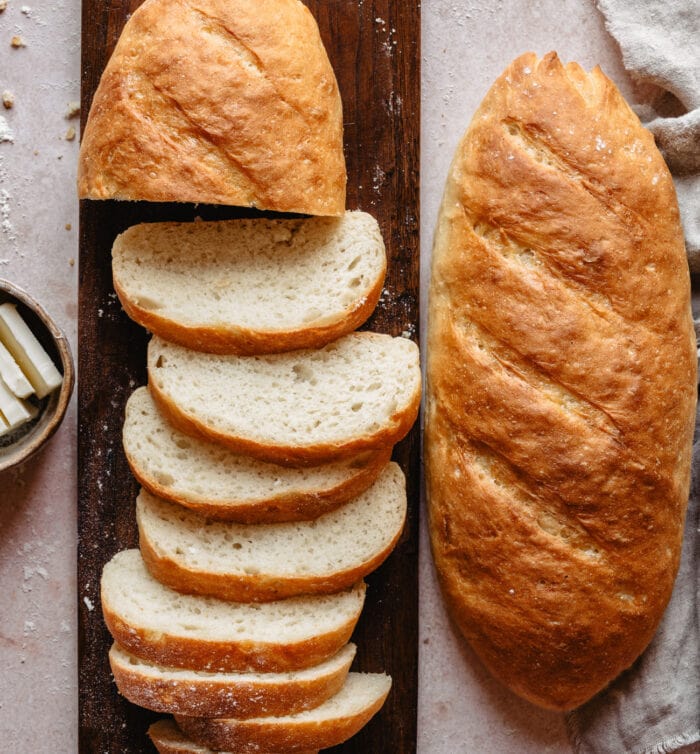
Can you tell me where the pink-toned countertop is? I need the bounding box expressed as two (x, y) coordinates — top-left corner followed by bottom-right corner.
(0, 1), (637, 751)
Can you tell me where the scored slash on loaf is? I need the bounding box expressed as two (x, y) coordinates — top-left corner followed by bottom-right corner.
(136, 463), (407, 602)
(78, 0), (346, 215)
(175, 672), (392, 753)
(147, 331), (421, 466)
(109, 642), (356, 719)
(123, 387), (392, 523)
(100, 550), (366, 673)
(112, 213), (387, 355)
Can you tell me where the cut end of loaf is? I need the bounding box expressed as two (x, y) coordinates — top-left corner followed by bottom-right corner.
(78, 0), (346, 214)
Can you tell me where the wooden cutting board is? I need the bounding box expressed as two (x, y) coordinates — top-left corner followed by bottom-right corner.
(77, 1), (420, 752)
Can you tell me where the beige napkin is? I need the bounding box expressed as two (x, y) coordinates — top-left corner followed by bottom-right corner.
(592, 0), (700, 268)
(566, 2), (700, 752)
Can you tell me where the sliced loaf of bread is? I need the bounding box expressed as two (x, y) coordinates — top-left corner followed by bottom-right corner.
(175, 672), (391, 753)
(136, 463), (406, 602)
(148, 720), (319, 754)
(124, 387), (391, 522)
(110, 642), (355, 718)
(112, 213), (386, 355)
(100, 550), (365, 673)
(148, 332), (421, 465)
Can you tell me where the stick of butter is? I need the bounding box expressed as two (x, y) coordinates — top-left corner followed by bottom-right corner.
(0, 303), (63, 400)
(0, 339), (34, 398)
(0, 377), (35, 428)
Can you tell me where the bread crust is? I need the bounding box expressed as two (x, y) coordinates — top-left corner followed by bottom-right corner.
(175, 677), (390, 752)
(137, 502), (406, 603)
(148, 720), (319, 754)
(126, 442), (393, 524)
(426, 52), (696, 710)
(101, 583), (365, 674)
(78, 0), (345, 215)
(110, 643), (354, 718)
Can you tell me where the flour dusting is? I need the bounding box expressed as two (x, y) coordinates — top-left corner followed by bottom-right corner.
(0, 115), (14, 143)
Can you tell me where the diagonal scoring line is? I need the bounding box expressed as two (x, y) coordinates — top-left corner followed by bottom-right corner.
(189, 3), (314, 127)
(502, 118), (648, 235)
(452, 315), (623, 441)
(143, 74), (264, 196)
(459, 202), (664, 391)
(443, 417), (609, 558)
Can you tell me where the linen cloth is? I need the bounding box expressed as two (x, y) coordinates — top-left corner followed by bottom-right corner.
(566, 2), (700, 752)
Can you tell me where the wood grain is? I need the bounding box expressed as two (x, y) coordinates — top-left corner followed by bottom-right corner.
(78, 1), (419, 752)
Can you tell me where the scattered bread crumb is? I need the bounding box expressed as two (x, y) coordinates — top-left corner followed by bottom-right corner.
(10, 35), (26, 48)
(65, 101), (80, 119)
(0, 1), (7, 12)
(69, 258), (75, 266)
(65, 126), (75, 141)
(65, 223), (72, 231)
(33, 149), (38, 156)
(2, 91), (13, 109)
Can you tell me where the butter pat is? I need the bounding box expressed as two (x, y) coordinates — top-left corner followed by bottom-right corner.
(0, 303), (63, 399)
(0, 377), (35, 428)
(0, 339), (34, 398)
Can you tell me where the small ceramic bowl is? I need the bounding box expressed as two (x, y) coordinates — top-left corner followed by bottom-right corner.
(0, 279), (75, 473)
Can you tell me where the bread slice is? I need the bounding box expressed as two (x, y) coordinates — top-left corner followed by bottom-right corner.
(78, 0), (346, 215)
(148, 332), (421, 465)
(110, 642), (355, 718)
(176, 672), (391, 752)
(100, 550), (365, 672)
(112, 213), (386, 355)
(148, 719), (319, 754)
(136, 463), (406, 602)
(123, 387), (391, 523)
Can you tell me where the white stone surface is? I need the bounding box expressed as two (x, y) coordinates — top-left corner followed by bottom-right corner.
(0, 0), (80, 752)
(0, 0), (645, 751)
(419, 1), (636, 752)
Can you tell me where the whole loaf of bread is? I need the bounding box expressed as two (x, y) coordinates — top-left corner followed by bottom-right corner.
(426, 51), (697, 710)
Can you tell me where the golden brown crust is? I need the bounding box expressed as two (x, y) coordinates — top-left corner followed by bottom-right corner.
(78, 0), (345, 215)
(426, 52), (696, 710)
(137, 509), (405, 603)
(149, 720), (319, 754)
(125, 443), (393, 524)
(147, 364), (421, 467)
(175, 686), (389, 752)
(110, 644), (352, 718)
(101, 588), (363, 674)
(114, 272), (384, 356)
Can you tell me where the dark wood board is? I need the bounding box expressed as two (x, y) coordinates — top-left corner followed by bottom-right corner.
(78, 2), (420, 752)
